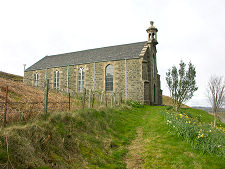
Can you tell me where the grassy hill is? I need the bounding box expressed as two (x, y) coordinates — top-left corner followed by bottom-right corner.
(0, 105), (224, 168)
(0, 72), (224, 168)
(0, 71), (23, 82)
(162, 95), (189, 108)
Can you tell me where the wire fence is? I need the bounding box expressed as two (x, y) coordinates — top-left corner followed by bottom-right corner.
(0, 79), (123, 127)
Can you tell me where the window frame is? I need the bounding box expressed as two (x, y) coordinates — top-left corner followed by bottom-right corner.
(78, 67), (85, 92)
(34, 73), (38, 87)
(54, 70), (59, 90)
(105, 64), (113, 92)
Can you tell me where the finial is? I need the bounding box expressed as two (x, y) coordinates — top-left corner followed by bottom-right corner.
(150, 21), (154, 26)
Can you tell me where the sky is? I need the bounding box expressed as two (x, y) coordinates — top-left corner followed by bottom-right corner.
(0, 0), (225, 107)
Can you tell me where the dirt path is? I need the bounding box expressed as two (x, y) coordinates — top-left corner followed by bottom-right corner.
(125, 127), (145, 169)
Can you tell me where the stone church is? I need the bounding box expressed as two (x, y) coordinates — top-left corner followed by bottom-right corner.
(24, 21), (162, 105)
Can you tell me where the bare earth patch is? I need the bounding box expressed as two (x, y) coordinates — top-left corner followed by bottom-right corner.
(125, 127), (145, 169)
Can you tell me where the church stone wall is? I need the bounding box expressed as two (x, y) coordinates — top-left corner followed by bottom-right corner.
(24, 58), (145, 103)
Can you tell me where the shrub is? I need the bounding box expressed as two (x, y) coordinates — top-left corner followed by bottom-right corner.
(126, 100), (144, 108)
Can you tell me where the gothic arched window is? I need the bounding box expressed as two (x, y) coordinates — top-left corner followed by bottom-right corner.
(54, 70), (59, 90)
(34, 73), (38, 87)
(105, 64), (113, 91)
(78, 68), (85, 92)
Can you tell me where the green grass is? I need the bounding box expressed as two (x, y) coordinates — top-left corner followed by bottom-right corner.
(0, 106), (145, 168)
(0, 105), (224, 168)
(142, 106), (225, 168)
(180, 108), (225, 128)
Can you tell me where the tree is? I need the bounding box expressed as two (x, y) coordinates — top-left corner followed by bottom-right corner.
(207, 76), (225, 127)
(166, 60), (198, 111)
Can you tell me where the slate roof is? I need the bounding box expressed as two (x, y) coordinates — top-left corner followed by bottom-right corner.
(25, 41), (147, 71)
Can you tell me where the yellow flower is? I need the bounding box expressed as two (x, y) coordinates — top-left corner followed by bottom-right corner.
(189, 121), (191, 124)
(197, 133), (204, 139)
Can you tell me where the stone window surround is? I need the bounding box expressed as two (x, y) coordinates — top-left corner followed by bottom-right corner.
(54, 70), (60, 90)
(105, 64), (113, 92)
(78, 67), (85, 92)
(103, 62), (114, 93)
(34, 72), (38, 87)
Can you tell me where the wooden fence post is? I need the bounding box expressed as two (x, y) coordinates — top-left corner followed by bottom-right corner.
(43, 79), (49, 114)
(113, 92), (116, 106)
(105, 92), (107, 107)
(92, 92), (95, 108)
(82, 88), (86, 109)
(68, 93), (71, 111)
(111, 93), (113, 107)
(119, 92), (122, 105)
(88, 89), (92, 108)
(4, 86), (8, 127)
(100, 91), (104, 105)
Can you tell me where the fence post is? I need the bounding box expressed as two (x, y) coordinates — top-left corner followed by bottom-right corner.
(43, 79), (49, 114)
(68, 93), (71, 111)
(92, 92), (95, 108)
(119, 92), (122, 105)
(111, 93), (113, 107)
(105, 92), (107, 107)
(88, 89), (91, 108)
(4, 86), (8, 127)
(100, 91), (104, 105)
(82, 88), (86, 109)
(113, 92), (116, 106)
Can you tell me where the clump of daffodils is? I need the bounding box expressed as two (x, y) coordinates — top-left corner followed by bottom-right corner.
(162, 110), (225, 157)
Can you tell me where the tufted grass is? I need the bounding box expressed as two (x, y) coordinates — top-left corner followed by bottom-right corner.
(0, 105), (224, 168)
(0, 105), (145, 168)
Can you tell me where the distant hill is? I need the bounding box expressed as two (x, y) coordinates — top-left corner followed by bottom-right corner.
(162, 95), (189, 108)
(0, 71), (23, 82)
(192, 106), (225, 113)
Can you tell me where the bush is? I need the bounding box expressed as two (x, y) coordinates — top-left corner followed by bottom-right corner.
(126, 100), (144, 108)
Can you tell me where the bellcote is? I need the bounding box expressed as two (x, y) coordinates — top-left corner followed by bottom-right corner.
(146, 21), (158, 45)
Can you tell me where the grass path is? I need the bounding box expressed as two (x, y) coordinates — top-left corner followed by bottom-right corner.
(125, 106), (225, 168)
(125, 127), (144, 168)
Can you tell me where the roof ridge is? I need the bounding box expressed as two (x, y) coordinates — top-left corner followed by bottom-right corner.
(47, 41), (147, 57)
(26, 41), (147, 71)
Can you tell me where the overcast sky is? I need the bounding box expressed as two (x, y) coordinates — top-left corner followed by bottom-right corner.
(0, 0), (225, 107)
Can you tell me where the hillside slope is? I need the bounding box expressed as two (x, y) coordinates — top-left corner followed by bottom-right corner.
(0, 106), (224, 168)
(162, 95), (189, 108)
(0, 76), (76, 124)
(0, 71), (23, 82)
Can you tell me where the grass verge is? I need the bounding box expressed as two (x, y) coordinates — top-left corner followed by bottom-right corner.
(141, 106), (225, 168)
(0, 105), (224, 168)
(0, 105), (145, 168)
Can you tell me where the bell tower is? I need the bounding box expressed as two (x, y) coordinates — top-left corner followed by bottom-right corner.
(146, 21), (158, 46)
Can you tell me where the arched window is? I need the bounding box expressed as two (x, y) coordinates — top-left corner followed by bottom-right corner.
(78, 68), (84, 92)
(54, 70), (59, 90)
(153, 55), (155, 78)
(34, 73), (38, 87)
(105, 64), (113, 91)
